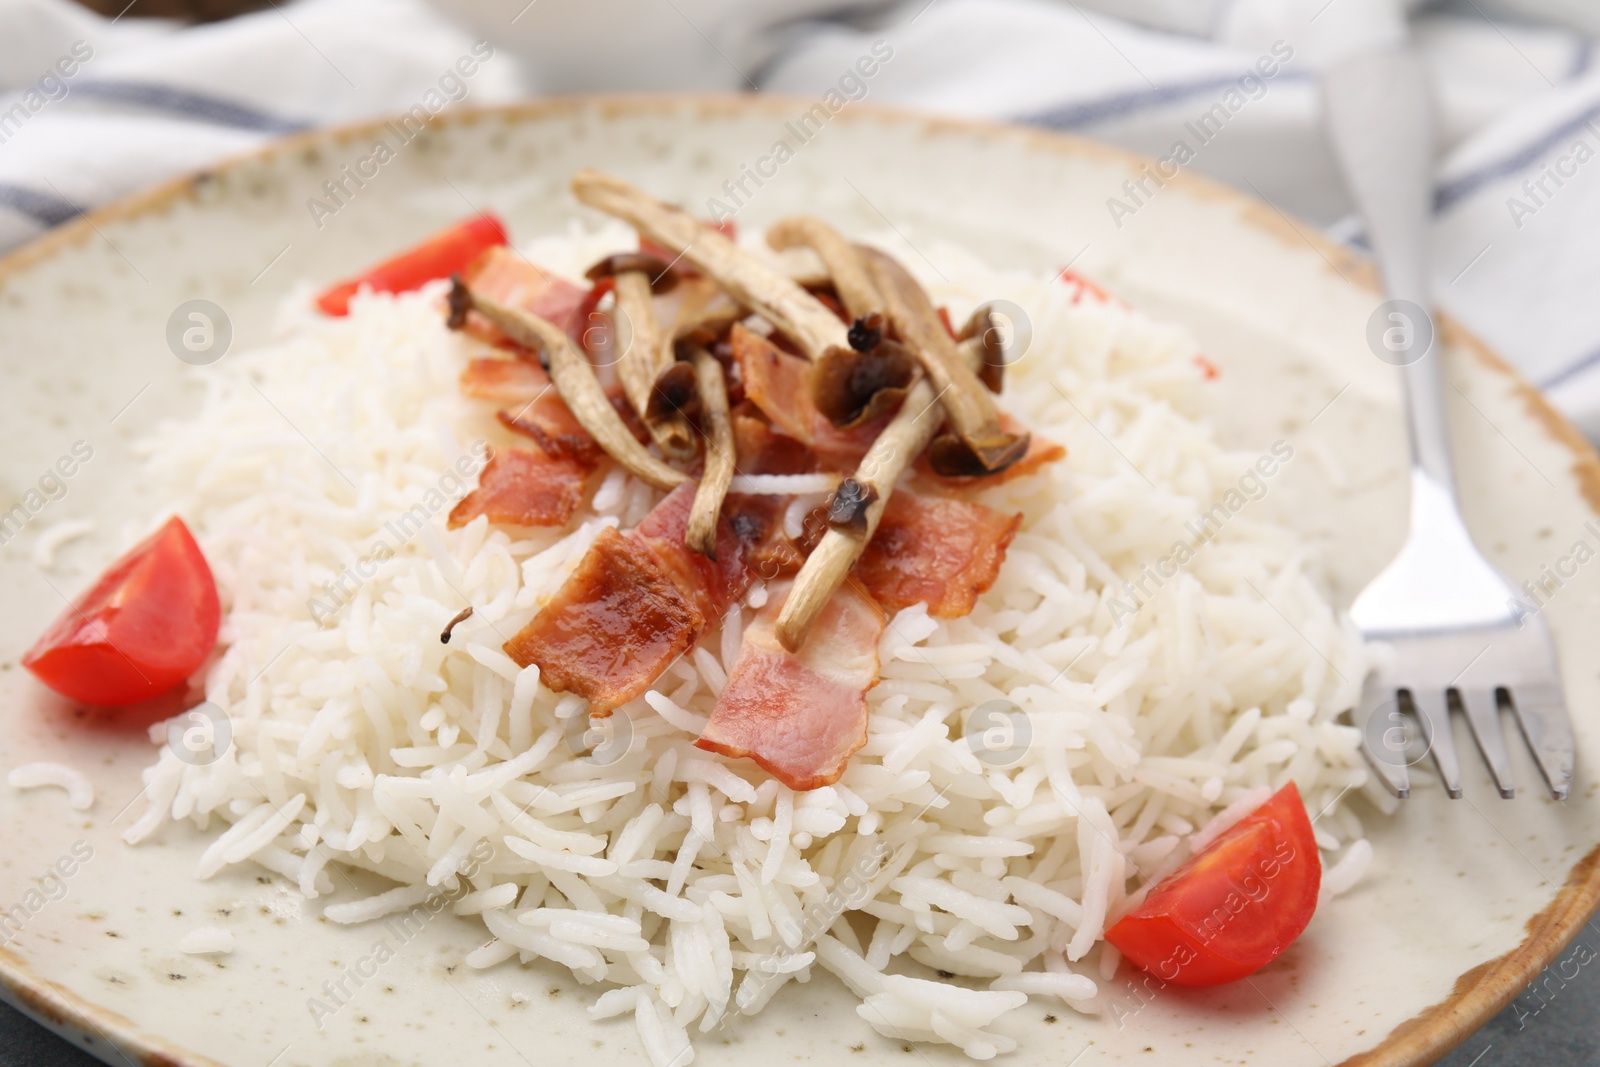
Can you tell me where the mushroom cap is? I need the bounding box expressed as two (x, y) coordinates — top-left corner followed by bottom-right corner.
(584, 252), (681, 293)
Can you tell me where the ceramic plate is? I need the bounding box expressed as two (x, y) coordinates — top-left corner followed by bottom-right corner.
(1, 97), (1597, 1067)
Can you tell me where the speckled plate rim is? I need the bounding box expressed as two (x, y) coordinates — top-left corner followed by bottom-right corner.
(0, 94), (1597, 1067)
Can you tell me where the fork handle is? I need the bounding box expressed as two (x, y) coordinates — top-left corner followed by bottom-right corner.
(1322, 49), (1455, 496)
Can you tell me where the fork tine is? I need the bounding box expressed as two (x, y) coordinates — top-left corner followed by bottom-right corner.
(1505, 684), (1576, 801)
(1359, 685), (1411, 799)
(1453, 687), (1515, 799)
(1407, 689), (1463, 798)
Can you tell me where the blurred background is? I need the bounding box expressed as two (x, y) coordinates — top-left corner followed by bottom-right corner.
(2, 0), (1600, 440)
(1, 0), (1599, 1064)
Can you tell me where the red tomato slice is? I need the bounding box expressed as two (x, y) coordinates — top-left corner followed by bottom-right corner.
(315, 213), (509, 316)
(1105, 782), (1321, 986)
(23, 517), (221, 706)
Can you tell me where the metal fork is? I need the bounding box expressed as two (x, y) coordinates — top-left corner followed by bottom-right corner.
(1325, 48), (1575, 800)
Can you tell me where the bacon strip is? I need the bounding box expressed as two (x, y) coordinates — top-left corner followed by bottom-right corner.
(853, 493), (1021, 618)
(696, 581), (884, 791)
(460, 356), (550, 406)
(461, 357), (647, 465)
(503, 527), (702, 716)
(631, 483), (749, 621)
(730, 324), (886, 464)
(448, 446), (588, 530)
(497, 398), (602, 466)
(722, 495), (804, 581)
(501, 484), (751, 714)
(732, 414), (815, 476)
(460, 247), (588, 351)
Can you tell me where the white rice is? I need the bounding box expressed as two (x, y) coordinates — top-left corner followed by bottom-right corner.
(31, 517), (94, 570)
(727, 473), (840, 495)
(1320, 838), (1374, 902)
(8, 761), (95, 810)
(178, 926), (235, 956)
(123, 221), (1373, 1062)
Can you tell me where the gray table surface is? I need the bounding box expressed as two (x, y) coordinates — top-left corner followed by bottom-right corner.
(2, 924), (1595, 1067)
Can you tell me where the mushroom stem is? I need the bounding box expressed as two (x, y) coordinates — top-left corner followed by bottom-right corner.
(774, 378), (942, 651)
(571, 169), (847, 361)
(773, 335), (987, 652)
(666, 277), (745, 346)
(440, 606), (474, 644)
(766, 216), (883, 321)
(686, 347), (735, 559)
(859, 247), (1029, 474)
(454, 279), (687, 492)
(613, 270), (697, 461)
(960, 303), (1010, 394)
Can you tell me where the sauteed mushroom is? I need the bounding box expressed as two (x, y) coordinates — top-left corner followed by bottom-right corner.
(585, 254), (698, 462)
(571, 170), (847, 362)
(449, 277), (687, 492)
(774, 334), (988, 651)
(859, 247), (1029, 475)
(686, 346), (735, 559)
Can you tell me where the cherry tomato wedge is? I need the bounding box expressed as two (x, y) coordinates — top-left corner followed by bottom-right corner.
(23, 517), (220, 706)
(315, 213), (508, 316)
(1105, 782), (1321, 986)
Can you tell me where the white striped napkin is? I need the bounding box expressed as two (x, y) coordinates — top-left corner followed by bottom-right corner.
(3, 0), (1599, 434)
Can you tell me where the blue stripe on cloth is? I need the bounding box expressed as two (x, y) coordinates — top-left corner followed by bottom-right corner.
(69, 79), (306, 134)
(1540, 343), (1600, 392)
(1019, 69), (1310, 131)
(1571, 39), (1594, 81)
(1434, 99), (1600, 214)
(0, 183), (80, 227)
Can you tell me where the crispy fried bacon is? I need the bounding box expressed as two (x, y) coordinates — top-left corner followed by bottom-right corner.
(459, 356), (549, 406)
(503, 527), (703, 716)
(720, 416), (828, 579)
(732, 415), (815, 476)
(460, 356), (603, 465)
(462, 357), (653, 466)
(853, 493), (1021, 618)
(459, 247), (588, 350)
(496, 402), (600, 467)
(632, 483), (749, 621)
(447, 446), (589, 530)
(696, 581), (884, 790)
(502, 484), (751, 714)
(723, 495), (806, 580)
(729, 324), (885, 463)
